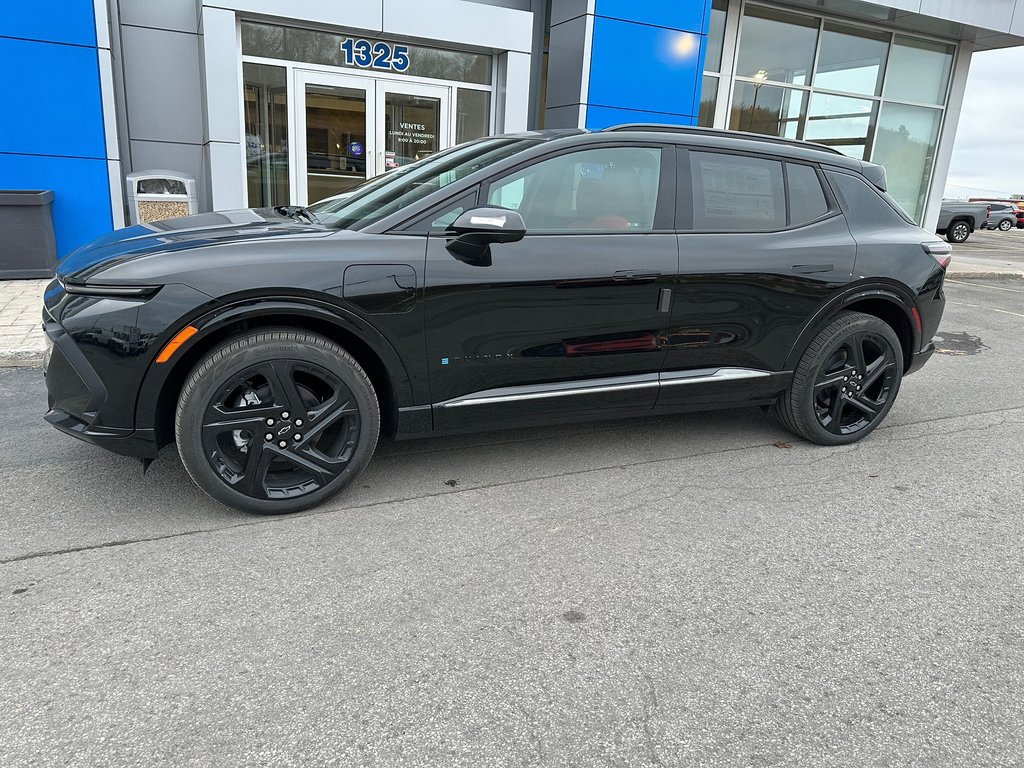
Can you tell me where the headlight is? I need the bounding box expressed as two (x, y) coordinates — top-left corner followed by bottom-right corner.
(59, 279), (161, 298)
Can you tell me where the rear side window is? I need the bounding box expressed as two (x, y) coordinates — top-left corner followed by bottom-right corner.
(690, 152), (786, 231)
(787, 163), (829, 226)
(825, 171), (913, 228)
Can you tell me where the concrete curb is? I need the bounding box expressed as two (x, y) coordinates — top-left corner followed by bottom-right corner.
(0, 351), (44, 368)
(945, 271), (1024, 280)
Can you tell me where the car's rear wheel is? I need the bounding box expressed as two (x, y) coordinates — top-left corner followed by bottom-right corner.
(946, 220), (971, 243)
(175, 329), (379, 514)
(771, 312), (903, 446)
(998, 218), (1013, 231)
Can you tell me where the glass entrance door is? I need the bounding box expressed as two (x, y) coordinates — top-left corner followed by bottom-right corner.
(295, 72), (374, 206)
(376, 82), (450, 174)
(293, 71), (451, 205)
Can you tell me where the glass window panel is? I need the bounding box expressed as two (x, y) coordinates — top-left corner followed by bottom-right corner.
(456, 89), (491, 144)
(487, 147), (662, 232)
(815, 23), (889, 96)
(243, 63), (289, 208)
(729, 82), (807, 139)
(736, 6), (819, 86)
(242, 22), (492, 85)
(705, 0), (728, 73)
(787, 163), (829, 225)
(690, 152), (786, 231)
(871, 103), (941, 222)
(305, 84), (368, 203)
(698, 76), (719, 128)
(884, 37), (954, 105)
(804, 92), (877, 159)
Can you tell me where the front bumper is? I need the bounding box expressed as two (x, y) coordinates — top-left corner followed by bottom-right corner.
(906, 341), (936, 376)
(43, 318), (159, 458)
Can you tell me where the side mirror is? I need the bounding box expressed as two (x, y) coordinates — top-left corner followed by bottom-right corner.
(445, 207), (526, 266)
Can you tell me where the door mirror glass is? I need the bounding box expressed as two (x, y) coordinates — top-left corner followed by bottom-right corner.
(445, 206), (526, 266)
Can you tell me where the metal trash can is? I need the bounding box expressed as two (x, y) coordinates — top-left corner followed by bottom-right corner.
(0, 190), (58, 280)
(126, 170), (198, 225)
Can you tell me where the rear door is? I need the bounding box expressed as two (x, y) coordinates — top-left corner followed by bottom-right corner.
(657, 148), (858, 409)
(422, 142), (678, 432)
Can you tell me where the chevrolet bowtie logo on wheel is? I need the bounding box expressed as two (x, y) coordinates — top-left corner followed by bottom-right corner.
(277, 424), (292, 436)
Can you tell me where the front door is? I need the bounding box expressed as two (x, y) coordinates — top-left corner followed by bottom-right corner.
(423, 143), (678, 433)
(294, 71), (450, 206)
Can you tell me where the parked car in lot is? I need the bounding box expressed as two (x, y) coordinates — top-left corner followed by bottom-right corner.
(936, 201), (989, 243)
(43, 126), (949, 514)
(984, 203), (1019, 232)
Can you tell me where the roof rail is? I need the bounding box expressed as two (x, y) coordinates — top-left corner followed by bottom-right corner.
(601, 123), (844, 156)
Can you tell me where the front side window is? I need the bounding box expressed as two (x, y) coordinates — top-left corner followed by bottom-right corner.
(313, 138), (537, 229)
(486, 147), (663, 232)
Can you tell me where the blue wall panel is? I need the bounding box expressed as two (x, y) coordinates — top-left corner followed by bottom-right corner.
(2, 0), (97, 46)
(1, 0), (111, 259)
(594, 0), (707, 33)
(0, 37), (106, 159)
(585, 106), (697, 131)
(585, 1), (711, 131)
(0, 154), (113, 258)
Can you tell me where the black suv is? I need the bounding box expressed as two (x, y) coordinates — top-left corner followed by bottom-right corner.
(43, 126), (949, 514)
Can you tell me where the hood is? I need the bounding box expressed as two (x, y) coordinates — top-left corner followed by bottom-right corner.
(59, 208), (332, 283)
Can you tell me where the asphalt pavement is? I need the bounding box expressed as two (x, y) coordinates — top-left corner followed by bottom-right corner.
(2, 278), (1023, 767)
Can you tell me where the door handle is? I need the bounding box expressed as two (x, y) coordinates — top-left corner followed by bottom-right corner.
(791, 264), (834, 274)
(613, 269), (662, 282)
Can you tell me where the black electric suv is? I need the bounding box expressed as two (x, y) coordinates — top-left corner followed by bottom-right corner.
(42, 125), (949, 514)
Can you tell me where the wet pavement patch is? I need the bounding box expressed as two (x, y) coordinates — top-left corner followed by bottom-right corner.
(933, 331), (989, 356)
(562, 609), (587, 623)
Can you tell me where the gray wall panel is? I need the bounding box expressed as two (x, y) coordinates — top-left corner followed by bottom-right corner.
(545, 14), (587, 110)
(129, 139), (206, 200)
(118, 0), (199, 33)
(121, 25), (204, 145)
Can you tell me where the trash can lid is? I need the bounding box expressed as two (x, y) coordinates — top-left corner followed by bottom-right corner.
(0, 190), (55, 205)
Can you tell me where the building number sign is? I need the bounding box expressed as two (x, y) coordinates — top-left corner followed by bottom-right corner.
(340, 39), (411, 72)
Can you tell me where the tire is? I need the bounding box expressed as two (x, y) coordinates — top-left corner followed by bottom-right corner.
(946, 220), (971, 244)
(770, 312), (904, 446)
(998, 218), (1013, 232)
(175, 329), (380, 515)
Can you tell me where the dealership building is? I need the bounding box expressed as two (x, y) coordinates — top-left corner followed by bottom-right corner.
(4, 0), (1024, 259)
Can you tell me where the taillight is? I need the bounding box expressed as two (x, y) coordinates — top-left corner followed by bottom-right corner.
(922, 241), (952, 270)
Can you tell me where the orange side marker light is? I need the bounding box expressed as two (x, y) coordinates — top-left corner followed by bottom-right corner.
(156, 325), (199, 363)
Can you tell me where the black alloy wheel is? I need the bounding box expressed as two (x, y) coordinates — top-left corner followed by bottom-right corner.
(946, 220), (971, 244)
(176, 329), (379, 514)
(998, 218), (1013, 231)
(772, 311), (904, 446)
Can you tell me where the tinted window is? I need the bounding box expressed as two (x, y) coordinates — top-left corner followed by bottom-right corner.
(787, 163), (829, 225)
(690, 152), (786, 231)
(825, 171), (912, 229)
(486, 147), (663, 232)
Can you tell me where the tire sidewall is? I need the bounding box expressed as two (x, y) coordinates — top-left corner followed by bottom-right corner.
(999, 219), (1013, 231)
(947, 222), (970, 243)
(790, 314), (904, 446)
(176, 331), (380, 515)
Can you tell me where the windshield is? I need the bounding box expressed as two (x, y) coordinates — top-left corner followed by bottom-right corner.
(311, 137), (539, 230)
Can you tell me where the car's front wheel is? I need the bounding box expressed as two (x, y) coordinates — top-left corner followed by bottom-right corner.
(998, 218), (1013, 231)
(772, 312), (904, 446)
(175, 329), (380, 514)
(946, 220), (971, 243)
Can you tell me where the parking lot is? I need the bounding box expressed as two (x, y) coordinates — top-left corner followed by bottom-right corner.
(948, 226), (1024, 275)
(2, 277), (1023, 766)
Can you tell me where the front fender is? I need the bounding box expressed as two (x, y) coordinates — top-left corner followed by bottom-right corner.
(134, 295), (420, 441)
